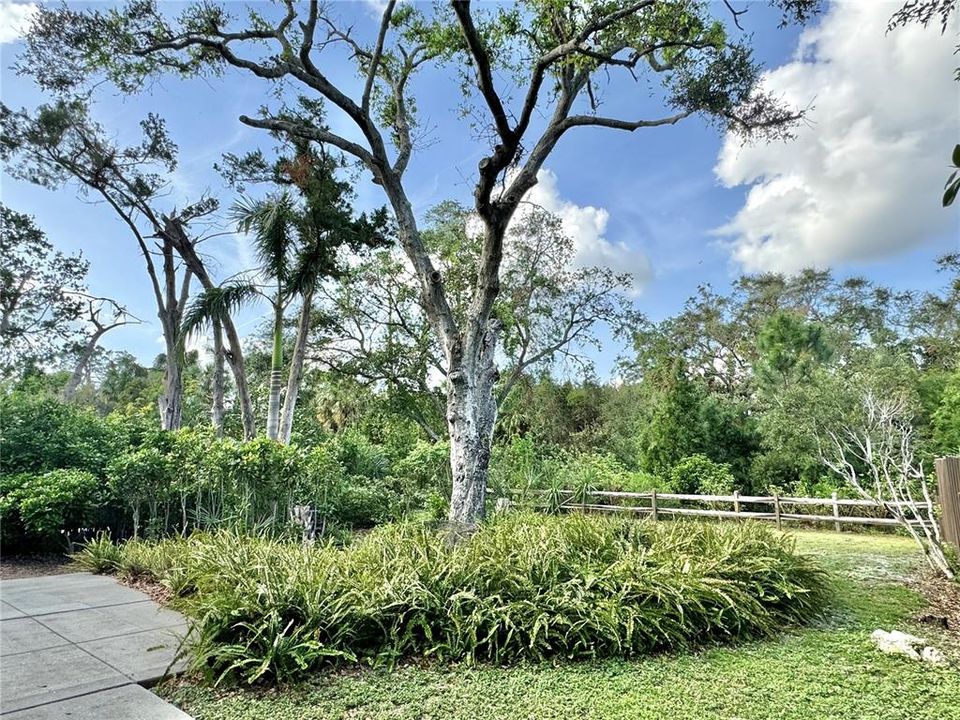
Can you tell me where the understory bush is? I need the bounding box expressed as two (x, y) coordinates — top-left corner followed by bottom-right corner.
(669, 455), (736, 495)
(0, 469), (107, 550)
(77, 513), (829, 684)
(0, 391), (123, 476)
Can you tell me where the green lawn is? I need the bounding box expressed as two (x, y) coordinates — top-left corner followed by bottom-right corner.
(159, 529), (959, 720)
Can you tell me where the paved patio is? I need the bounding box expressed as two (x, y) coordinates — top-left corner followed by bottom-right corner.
(0, 573), (192, 718)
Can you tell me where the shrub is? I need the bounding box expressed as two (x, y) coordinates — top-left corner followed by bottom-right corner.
(489, 437), (547, 493)
(107, 447), (173, 538)
(331, 432), (390, 479)
(336, 478), (394, 528)
(0, 473), (32, 548)
(84, 514), (829, 684)
(0, 392), (121, 476)
(387, 440), (451, 518)
(559, 452), (631, 496)
(1, 469), (103, 549)
(670, 455), (736, 495)
(621, 470), (675, 493)
(218, 438), (302, 529)
(297, 445), (346, 533)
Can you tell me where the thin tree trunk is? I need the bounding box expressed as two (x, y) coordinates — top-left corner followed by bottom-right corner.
(279, 289), (313, 444)
(211, 317), (226, 437)
(224, 319), (257, 440)
(62, 329), (106, 401)
(266, 300), (284, 441)
(162, 216), (256, 439)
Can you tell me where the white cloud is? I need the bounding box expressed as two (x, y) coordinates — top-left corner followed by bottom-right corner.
(521, 169), (652, 294)
(184, 332), (214, 368)
(715, 2), (960, 274)
(0, 1), (36, 44)
(362, 0), (394, 20)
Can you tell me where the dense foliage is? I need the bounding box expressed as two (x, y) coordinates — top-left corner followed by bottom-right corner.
(158, 532), (960, 720)
(75, 514), (829, 683)
(3, 254), (958, 549)
(0, 204), (90, 376)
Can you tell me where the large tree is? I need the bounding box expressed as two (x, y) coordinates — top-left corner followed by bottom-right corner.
(20, 0), (820, 529)
(0, 101), (199, 430)
(315, 202), (635, 440)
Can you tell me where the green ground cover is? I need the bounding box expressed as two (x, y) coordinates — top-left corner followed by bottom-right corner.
(158, 529), (959, 720)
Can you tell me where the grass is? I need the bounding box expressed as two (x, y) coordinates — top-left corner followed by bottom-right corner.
(157, 528), (960, 720)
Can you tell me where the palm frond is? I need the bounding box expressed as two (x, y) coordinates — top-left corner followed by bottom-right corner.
(179, 282), (260, 347)
(230, 192), (296, 282)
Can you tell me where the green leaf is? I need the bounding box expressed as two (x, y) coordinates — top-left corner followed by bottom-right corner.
(943, 178), (960, 208)
(952, 143), (960, 167)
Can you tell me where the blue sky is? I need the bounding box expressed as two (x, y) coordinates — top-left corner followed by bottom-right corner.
(1, 1), (958, 376)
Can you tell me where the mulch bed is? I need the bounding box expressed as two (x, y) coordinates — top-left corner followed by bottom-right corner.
(119, 574), (174, 605)
(911, 569), (960, 640)
(0, 555), (75, 580)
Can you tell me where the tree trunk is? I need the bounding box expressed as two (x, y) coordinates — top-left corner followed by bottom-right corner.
(162, 217), (256, 439)
(266, 301), (284, 441)
(211, 317), (226, 437)
(158, 236), (187, 431)
(159, 342), (183, 431)
(224, 319), (256, 440)
(446, 320), (501, 532)
(62, 330), (106, 401)
(279, 289), (313, 444)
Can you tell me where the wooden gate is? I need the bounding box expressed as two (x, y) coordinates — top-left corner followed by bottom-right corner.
(935, 456), (960, 550)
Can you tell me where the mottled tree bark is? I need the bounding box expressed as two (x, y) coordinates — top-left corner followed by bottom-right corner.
(159, 348), (183, 430)
(446, 318), (501, 532)
(157, 237), (190, 431)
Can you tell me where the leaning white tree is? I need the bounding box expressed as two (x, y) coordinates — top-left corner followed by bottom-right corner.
(820, 390), (955, 579)
(20, 0), (821, 530)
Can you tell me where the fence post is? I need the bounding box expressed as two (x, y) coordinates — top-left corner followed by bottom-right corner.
(832, 491), (841, 533)
(733, 490), (740, 518)
(651, 489), (658, 522)
(773, 493), (782, 530)
(935, 457), (960, 551)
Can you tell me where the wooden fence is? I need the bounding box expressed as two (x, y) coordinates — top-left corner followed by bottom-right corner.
(497, 488), (930, 531)
(936, 457), (960, 549)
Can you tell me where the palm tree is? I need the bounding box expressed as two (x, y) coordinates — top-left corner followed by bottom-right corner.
(181, 147), (388, 442)
(180, 193), (299, 440)
(179, 281), (260, 436)
(181, 192), (343, 441)
(231, 192), (300, 440)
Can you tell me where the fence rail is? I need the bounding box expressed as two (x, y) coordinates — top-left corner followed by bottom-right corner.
(495, 488), (929, 531)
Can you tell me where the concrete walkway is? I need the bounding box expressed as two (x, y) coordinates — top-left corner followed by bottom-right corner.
(0, 573), (192, 718)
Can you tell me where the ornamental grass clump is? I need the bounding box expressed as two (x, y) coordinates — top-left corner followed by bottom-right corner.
(77, 513), (829, 684)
